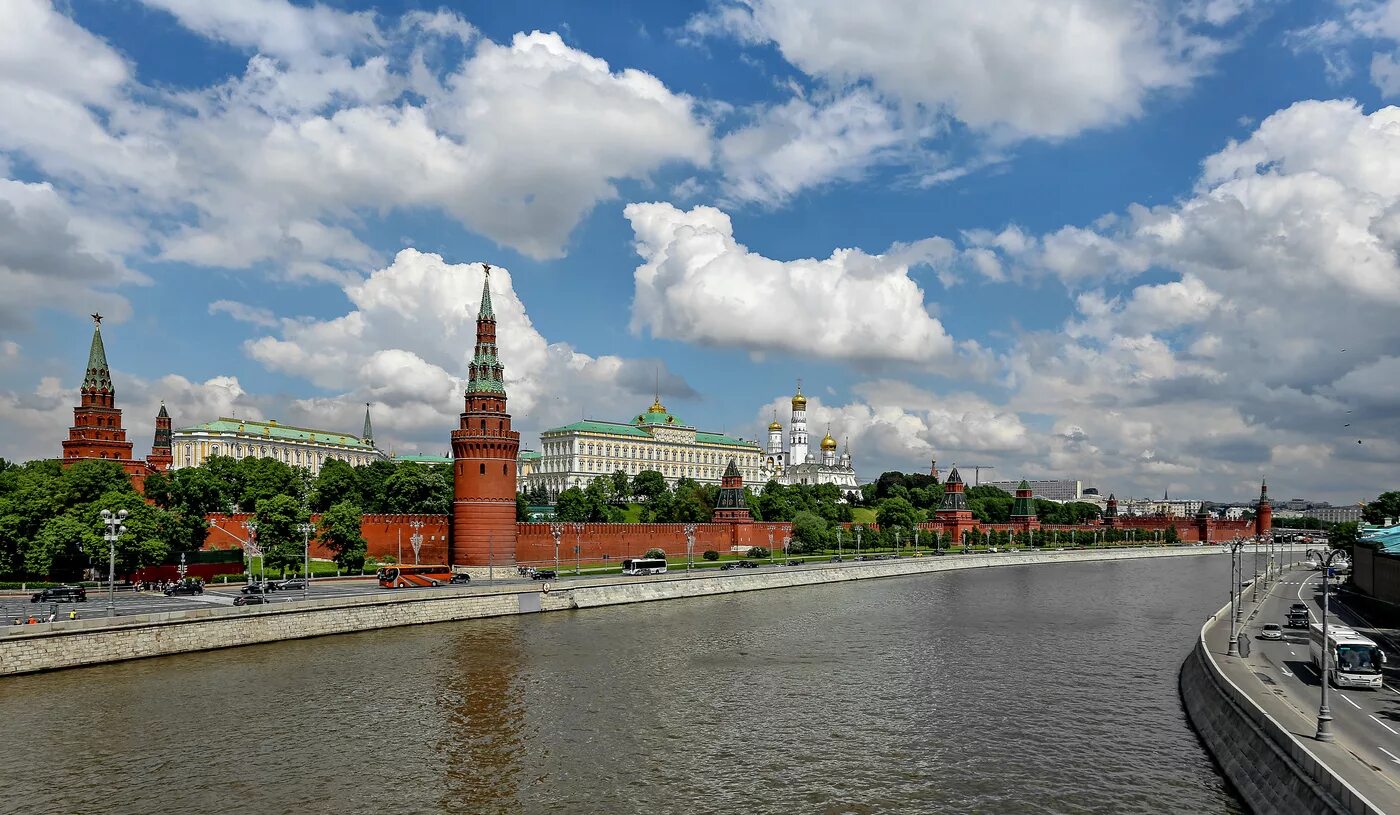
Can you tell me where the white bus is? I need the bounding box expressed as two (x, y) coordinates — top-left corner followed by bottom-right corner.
(621, 557), (667, 576)
(1309, 623), (1386, 690)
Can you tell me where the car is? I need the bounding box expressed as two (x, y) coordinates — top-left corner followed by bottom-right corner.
(784, 560), (802, 567)
(30, 585), (87, 603)
(737, 560), (759, 568)
(720, 563), (738, 570)
(240, 583), (274, 594)
(450, 573), (472, 584)
(830, 555), (843, 562)
(233, 595), (267, 606)
(1289, 602), (1309, 614)
(276, 579), (307, 591)
(163, 582), (203, 596)
(532, 569), (558, 580)
(1260, 623), (1284, 640)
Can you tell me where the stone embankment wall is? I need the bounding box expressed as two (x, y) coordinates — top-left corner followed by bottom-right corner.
(1179, 600), (1382, 815)
(4, 546), (1216, 678)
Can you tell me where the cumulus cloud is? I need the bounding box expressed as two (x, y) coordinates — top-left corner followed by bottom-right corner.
(626, 201), (956, 364)
(1291, 1), (1400, 95)
(242, 249), (698, 452)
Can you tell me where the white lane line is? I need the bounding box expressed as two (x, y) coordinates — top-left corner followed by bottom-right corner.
(1380, 746), (1400, 765)
(1373, 717), (1400, 737)
(1339, 692), (1363, 710)
(1299, 663), (1319, 679)
(1281, 666), (1294, 677)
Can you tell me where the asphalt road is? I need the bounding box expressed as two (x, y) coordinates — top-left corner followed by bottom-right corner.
(1234, 568), (1400, 797)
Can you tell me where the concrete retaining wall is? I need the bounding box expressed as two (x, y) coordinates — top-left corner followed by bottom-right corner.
(2, 546), (1218, 678)
(1179, 601), (1383, 815)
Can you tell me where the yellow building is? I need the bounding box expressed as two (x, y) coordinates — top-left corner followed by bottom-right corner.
(171, 411), (386, 474)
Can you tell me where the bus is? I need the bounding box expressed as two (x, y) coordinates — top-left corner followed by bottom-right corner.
(621, 558), (667, 576)
(378, 564), (453, 588)
(1309, 623), (1386, 689)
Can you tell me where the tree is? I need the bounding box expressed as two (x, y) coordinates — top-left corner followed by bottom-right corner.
(238, 456), (303, 513)
(555, 487), (589, 522)
(1164, 525), (1179, 544)
(790, 511), (830, 553)
(1329, 521), (1360, 557)
(355, 459), (398, 513)
(876, 497), (919, 532)
(610, 469), (631, 503)
(516, 492), (530, 521)
(747, 546), (770, 560)
(382, 463), (450, 514)
(631, 470), (668, 502)
(644, 547), (666, 559)
(702, 550), (719, 561)
(254, 494), (310, 576)
(311, 459), (361, 512)
(318, 501), (367, 571)
(1365, 492), (1400, 525)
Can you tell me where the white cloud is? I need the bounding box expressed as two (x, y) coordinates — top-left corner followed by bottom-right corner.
(626, 201), (956, 364)
(208, 300), (279, 328)
(1291, 1), (1400, 95)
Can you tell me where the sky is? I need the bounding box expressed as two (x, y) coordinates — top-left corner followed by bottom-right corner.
(2, 0), (1399, 505)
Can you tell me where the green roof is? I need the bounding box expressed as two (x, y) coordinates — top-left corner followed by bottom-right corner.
(518, 450), (542, 461)
(175, 418), (375, 450)
(84, 323), (113, 391)
(393, 454), (452, 463)
(540, 419), (759, 449)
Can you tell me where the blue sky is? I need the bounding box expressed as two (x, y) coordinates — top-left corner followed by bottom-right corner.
(3, 0), (1400, 503)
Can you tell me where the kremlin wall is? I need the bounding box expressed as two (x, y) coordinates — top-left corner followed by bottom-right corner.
(57, 267), (1273, 575)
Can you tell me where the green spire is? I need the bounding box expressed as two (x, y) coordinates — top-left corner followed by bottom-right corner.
(1011, 480), (1034, 518)
(478, 264), (495, 320)
(157, 402), (169, 419)
(362, 403), (375, 446)
(83, 313), (113, 392)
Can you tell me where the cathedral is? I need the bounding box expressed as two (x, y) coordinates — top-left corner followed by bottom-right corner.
(760, 384), (859, 495)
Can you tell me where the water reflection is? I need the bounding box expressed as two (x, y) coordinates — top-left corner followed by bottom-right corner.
(437, 624), (527, 814)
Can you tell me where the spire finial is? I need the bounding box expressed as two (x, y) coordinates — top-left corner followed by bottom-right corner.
(476, 263), (495, 320)
(92, 312), (102, 326)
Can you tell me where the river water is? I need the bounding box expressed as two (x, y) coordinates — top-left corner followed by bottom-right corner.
(3, 554), (1241, 814)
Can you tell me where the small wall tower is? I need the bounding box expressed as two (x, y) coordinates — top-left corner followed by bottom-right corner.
(450, 265), (520, 570)
(712, 459), (753, 524)
(148, 402), (173, 471)
(1102, 493), (1119, 528)
(1011, 480), (1040, 533)
(936, 466), (976, 546)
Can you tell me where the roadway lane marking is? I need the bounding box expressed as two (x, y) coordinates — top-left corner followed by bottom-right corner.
(1379, 747), (1400, 766)
(1372, 716), (1400, 736)
(1339, 692), (1362, 710)
(1281, 666), (1294, 677)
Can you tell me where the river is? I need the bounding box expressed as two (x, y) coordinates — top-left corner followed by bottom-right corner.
(2, 553), (1240, 814)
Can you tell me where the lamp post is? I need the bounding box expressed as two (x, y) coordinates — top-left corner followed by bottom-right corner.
(684, 523), (697, 571)
(782, 534), (791, 562)
(409, 519), (424, 566)
(1252, 536), (1261, 601)
(242, 520), (259, 585)
(856, 527), (863, 560)
(99, 509), (128, 617)
(550, 522), (563, 576)
(836, 528), (843, 560)
(1314, 548), (1349, 742)
(1227, 539), (1247, 656)
(767, 526), (776, 563)
(894, 530), (901, 559)
(297, 522), (313, 601)
(575, 525), (582, 576)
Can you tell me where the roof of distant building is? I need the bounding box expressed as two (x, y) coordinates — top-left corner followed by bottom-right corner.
(542, 417), (759, 448)
(175, 418), (374, 450)
(1361, 525), (1400, 555)
(393, 453), (452, 464)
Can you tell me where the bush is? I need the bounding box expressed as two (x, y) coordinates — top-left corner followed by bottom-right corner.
(644, 547), (666, 559)
(702, 550), (719, 561)
(747, 547), (770, 560)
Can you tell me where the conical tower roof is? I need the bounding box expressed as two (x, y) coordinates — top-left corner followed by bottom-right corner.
(478, 264), (495, 319)
(945, 466), (964, 485)
(157, 402), (169, 419)
(83, 316), (113, 392)
(723, 458), (741, 478)
(1017, 479), (1030, 490)
(362, 403), (375, 445)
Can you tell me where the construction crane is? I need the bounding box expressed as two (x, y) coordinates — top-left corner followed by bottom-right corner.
(966, 465), (996, 486)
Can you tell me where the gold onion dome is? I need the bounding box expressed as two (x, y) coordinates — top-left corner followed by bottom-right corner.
(791, 386), (807, 409)
(821, 432), (837, 451)
(768, 419), (783, 431)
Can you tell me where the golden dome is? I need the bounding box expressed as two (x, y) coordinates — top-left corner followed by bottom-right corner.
(791, 384), (807, 409)
(649, 398), (666, 413)
(821, 433), (837, 451)
(768, 419), (782, 431)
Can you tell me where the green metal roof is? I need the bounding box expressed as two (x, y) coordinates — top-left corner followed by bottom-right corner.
(175, 418), (375, 450)
(84, 323), (112, 391)
(695, 431), (759, 448)
(518, 450), (542, 460)
(393, 453), (452, 463)
(540, 419), (758, 448)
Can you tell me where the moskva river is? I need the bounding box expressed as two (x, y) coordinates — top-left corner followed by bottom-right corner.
(4, 554), (1241, 814)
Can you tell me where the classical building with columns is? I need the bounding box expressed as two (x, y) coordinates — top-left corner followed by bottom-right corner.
(760, 384), (859, 494)
(524, 397), (763, 499)
(171, 405), (386, 474)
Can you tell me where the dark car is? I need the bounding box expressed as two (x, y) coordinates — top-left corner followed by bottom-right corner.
(738, 560), (759, 568)
(830, 555), (843, 562)
(784, 560), (802, 567)
(31, 585), (86, 603)
(233, 594), (267, 606)
(240, 583), (274, 594)
(277, 579), (307, 591)
(720, 563), (738, 571)
(532, 569), (558, 580)
(164, 582), (203, 596)
(450, 573), (472, 584)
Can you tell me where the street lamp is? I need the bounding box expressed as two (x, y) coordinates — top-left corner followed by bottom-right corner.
(1227, 539), (1247, 656)
(684, 523), (697, 571)
(575, 524), (582, 576)
(242, 520), (260, 585)
(550, 522), (563, 576)
(894, 530), (901, 559)
(99, 509), (128, 617)
(836, 528), (843, 560)
(856, 527), (863, 560)
(297, 522), (313, 601)
(408, 519), (424, 566)
(1312, 547), (1349, 742)
(767, 526), (776, 563)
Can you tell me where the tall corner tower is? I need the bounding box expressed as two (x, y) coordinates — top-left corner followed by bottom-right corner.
(450, 265), (520, 569)
(62, 313), (136, 466)
(148, 402), (173, 471)
(788, 382), (808, 465)
(1255, 478), (1271, 539)
(1102, 492), (1119, 528)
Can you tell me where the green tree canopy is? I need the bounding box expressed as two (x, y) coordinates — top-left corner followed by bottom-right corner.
(631, 470), (668, 501)
(876, 497), (919, 531)
(253, 494), (311, 575)
(318, 501), (366, 571)
(1365, 492), (1400, 525)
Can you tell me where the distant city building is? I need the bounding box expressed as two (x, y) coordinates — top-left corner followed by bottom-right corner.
(983, 479), (1082, 502)
(1119, 498), (1205, 517)
(1303, 506), (1364, 524)
(524, 397), (762, 499)
(172, 405), (386, 474)
(760, 384), (859, 494)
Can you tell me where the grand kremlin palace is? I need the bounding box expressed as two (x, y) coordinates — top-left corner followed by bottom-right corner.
(521, 397), (764, 499)
(171, 408), (387, 474)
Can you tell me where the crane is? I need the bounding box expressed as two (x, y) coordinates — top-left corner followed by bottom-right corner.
(966, 465), (995, 486)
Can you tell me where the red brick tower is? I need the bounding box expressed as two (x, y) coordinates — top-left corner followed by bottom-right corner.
(1255, 478), (1272, 539)
(1011, 479), (1040, 534)
(450, 266), (520, 570)
(712, 459), (753, 524)
(148, 402), (173, 471)
(1102, 493), (1119, 528)
(62, 314), (151, 488)
(935, 466), (976, 546)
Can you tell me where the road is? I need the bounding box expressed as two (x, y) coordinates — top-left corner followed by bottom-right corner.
(1225, 566), (1400, 806)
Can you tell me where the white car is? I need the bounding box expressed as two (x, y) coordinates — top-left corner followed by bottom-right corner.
(1260, 623), (1284, 640)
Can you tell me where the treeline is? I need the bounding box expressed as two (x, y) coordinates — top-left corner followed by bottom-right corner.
(862, 473), (1103, 524)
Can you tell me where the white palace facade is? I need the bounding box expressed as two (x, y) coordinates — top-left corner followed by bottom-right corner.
(522, 398), (763, 499)
(171, 407), (387, 475)
(760, 385), (860, 495)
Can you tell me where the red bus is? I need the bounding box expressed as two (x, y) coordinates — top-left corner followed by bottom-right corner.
(377, 564), (454, 588)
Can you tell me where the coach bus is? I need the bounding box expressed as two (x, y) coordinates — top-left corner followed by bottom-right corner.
(378, 564), (454, 589)
(621, 557), (667, 576)
(1309, 623), (1386, 689)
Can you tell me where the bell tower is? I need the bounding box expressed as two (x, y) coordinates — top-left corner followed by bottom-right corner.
(450, 265), (520, 570)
